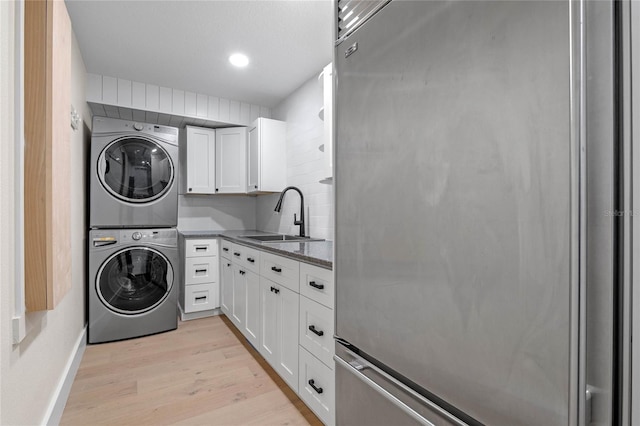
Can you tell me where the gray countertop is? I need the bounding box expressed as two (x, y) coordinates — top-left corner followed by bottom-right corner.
(179, 229), (333, 270)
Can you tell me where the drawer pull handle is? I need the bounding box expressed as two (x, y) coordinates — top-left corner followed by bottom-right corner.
(270, 286), (280, 294)
(195, 296), (207, 301)
(195, 269), (207, 274)
(223, 247), (229, 252)
(247, 258), (255, 263)
(308, 379), (323, 394)
(234, 252), (241, 257)
(309, 281), (324, 290)
(271, 266), (282, 273)
(308, 325), (324, 337)
(195, 246), (207, 252)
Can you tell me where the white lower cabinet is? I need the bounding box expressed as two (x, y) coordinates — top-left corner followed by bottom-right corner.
(179, 237), (220, 317)
(299, 346), (335, 426)
(244, 270), (261, 348)
(260, 279), (278, 365)
(220, 257), (233, 316)
(184, 282), (218, 312)
(299, 295), (334, 368)
(298, 263), (335, 425)
(220, 241), (334, 424)
(260, 277), (299, 393)
(231, 265), (247, 329)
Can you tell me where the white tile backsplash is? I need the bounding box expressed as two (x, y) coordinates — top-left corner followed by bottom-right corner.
(256, 72), (334, 241)
(178, 195), (256, 231)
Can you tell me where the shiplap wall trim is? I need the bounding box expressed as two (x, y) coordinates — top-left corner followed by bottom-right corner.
(86, 73), (271, 128)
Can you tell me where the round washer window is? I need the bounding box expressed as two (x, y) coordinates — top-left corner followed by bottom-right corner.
(97, 247), (173, 315)
(99, 137), (174, 203)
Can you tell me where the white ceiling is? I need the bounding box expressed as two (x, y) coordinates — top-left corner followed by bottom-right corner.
(65, 0), (334, 108)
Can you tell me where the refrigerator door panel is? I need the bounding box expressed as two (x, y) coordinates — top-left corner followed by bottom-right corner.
(335, 1), (575, 424)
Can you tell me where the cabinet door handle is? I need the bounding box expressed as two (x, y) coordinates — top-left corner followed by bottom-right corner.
(309, 281), (324, 290)
(234, 252), (241, 257)
(271, 266), (282, 273)
(308, 325), (324, 337)
(247, 258), (255, 263)
(308, 379), (323, 394)
(270, 286), (280, 294)
(240, 270), (246, 275)
(223, 247), (229, 252)
(227, 263), (231, 267)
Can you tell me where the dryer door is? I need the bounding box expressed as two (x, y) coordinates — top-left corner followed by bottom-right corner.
(97, 247), (174, 315)
(98, 136), (175, 203)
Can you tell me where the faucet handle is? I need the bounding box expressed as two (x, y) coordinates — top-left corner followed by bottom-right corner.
(294, 213), (302, 225)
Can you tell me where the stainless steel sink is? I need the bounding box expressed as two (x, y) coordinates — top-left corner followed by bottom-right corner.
(240, 234), (324, 243)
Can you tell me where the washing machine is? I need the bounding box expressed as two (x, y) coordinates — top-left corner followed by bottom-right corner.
(88, 228), (178, 343)
(89, 116), (179, 228)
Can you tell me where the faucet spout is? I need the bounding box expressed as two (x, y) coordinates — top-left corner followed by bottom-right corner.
(273, 186), (306, 237)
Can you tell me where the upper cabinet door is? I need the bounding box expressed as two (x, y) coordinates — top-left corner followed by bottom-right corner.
(247, 124), (260, 192)
(215, 127), (247, 194)
(183, 126), (216, 194)
(247, 118), (286, 193)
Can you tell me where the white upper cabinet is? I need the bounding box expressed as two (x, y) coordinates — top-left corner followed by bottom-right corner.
(180, 126), (216, 194)
(215, 127), (247, 194)
(247, 118), (287, 193)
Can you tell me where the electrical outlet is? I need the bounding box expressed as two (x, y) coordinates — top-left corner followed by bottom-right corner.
(70, 105), (80, 130)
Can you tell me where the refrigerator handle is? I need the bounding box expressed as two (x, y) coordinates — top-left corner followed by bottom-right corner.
(335, 354), (437, 426)
(335, 345), (470, 426)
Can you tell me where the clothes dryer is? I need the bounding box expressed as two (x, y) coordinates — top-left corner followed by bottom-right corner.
(88, 228), (178, 343)
(89, 117), (179, 228)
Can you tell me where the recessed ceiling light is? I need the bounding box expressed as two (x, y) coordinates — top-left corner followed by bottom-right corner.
(229, 53), (249, 68)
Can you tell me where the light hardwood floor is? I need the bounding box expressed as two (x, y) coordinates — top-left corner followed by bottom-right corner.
(61, 315), (323, 426)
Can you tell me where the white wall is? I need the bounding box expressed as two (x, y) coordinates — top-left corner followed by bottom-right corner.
(0, 1), (15, 422)
(256, 73), (334, 240)
(178, 194), (256, 231)
(0, 12), (90, 425)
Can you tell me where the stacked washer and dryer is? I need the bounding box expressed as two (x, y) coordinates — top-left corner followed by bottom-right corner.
(88, 117), (180, 344)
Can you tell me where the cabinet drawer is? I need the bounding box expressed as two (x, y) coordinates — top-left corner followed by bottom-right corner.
(184, 282), (219, 313)
(220, 239), (233, 259)
(230, 243), (245, 263)
(299, 346), (335, 426)
(261, 252), (300, 293)
(185, 239), (218, 257)
(241, 245), (260, 274)
(300, 263), (334, 309)
(300, 295), (334, 368)
(185, 256), (218, 285)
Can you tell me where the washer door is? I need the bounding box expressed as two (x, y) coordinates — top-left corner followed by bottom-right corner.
(97, 136), (175, 204)
(97, 247), (174, 315)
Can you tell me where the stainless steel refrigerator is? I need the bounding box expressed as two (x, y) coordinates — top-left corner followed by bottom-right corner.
(334, 0), (621, 424)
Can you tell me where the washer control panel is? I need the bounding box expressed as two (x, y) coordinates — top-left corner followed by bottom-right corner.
(120, 229), (178, 246)
(90, 229), (178, 248)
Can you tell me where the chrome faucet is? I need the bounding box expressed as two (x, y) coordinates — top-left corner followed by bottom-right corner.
(274, 186), (306, 237)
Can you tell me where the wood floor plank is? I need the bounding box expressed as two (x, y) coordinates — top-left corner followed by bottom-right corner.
(61, 315), (323, 426)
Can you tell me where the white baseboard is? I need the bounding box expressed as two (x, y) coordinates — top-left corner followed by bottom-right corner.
(43, 327), (87, 426)
(179, 306), (221, 321)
